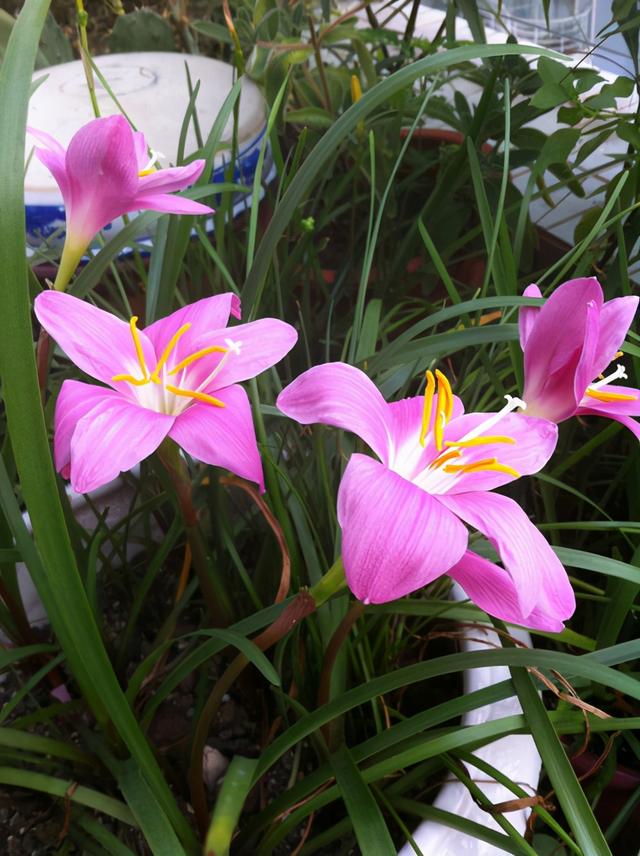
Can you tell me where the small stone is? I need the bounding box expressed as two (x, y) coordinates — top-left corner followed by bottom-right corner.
(202, 746), (229, 791)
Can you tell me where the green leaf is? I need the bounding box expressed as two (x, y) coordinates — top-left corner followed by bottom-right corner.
(0, 726), (94, 765)
(574, 205), (603, 245)
(0, 642), (55, 670)
(190, 20), (233, 44)
(0, 767), (135, 827)
(251, 647), (640, 782)
(0, 3), (196, 849)
(531, 82), (570, 110)
(109, 9), (176, 53)
(554, 547), (640, 584)
(537, 57), (572, 86)
(330, 746), (395, 855)
(205, 756), (258, 856)
(537, 128), (580, 170)
(509, 666), (613, 856)
(36, 11), (72, 68)
(116, 761), (187, 856)
(617, 121), (640, 149)
(242, 42), (564, 314)
(285, 106), (334, 128)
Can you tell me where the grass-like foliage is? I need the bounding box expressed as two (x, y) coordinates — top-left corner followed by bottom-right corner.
(0, 1), (639, 854)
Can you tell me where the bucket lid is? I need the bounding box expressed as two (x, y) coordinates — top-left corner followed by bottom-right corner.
(26, 52), (265, 201)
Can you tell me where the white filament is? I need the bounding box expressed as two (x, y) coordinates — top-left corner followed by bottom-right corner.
(589, 363), (627, 391)
(459, 394), (526, 443)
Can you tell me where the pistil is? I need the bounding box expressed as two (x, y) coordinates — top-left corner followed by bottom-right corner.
(585, 362), (638, 403)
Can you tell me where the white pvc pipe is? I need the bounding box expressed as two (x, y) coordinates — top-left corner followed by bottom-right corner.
(398, 584), (541, 855)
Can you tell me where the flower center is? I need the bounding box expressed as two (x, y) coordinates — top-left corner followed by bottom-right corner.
(111, 316), (232, 415)
(419, 370), (525, 486)
(585, 355), (638, 403)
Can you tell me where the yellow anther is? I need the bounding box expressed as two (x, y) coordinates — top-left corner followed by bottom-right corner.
(138, 167), (157, 177)
(350, 74), (362, 103)
(445, 435), (516, 448)
(129, 316), (149, 380)
(429, 449), (461, 469)
(169, 345), (228, 376)
(112, 373), (150, 386)
(615, 351), (624, 358)
(444, 457), (520, 478)
(586, 389), (638, 403)
(420, 370), (436, 447)
(435, 370), (454, 421)
(165, 384), (225, 408)
(444, 457), (495, 473)
(150, 323), (192, 382)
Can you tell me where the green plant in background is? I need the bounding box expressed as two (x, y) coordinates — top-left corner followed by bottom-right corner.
(0, 1), (639, 855)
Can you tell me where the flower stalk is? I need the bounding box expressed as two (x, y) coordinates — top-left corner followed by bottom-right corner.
(188, 557), (348, 836)
(75, 0), (100, 119)
(157, 438), (233, 628)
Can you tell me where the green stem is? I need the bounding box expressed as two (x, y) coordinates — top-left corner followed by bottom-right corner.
(309, 557), (347, 607)
(75, 0), (100, 118)
(157, 438), (234, 627)
(188, 557), (347, 837)
(53, 238), (87, 291)
(204, 756), (258, 856)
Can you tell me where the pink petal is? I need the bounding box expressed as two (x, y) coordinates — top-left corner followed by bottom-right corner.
(136, 160), (206, 194)
(27, 126), (67, 156)
(415, 412), (558, 494)
(277, 363), (393, 465)
(577, 384), (640, 439)
(591, 296), (639, 378)
(133, 131), (149, 171)
(127, 192), (213, 217)
(64, 116), (139, 237)
(523, 277), (603, 422)
(69, 397), (174, 493)
(438, 491), (574, 619)
(336, 454), (468, 603)
(197, 318), (298, 390)
(28, 126), (70, 198)
(54, 380), (120, 478)
(143, 293), (242, 367)
(518, 283), (543, 349)
(386, 394), (464, 480)
(448, 550), (573, 631)
(168, 384), (264, 490)
(35, 291), (157, 389)
(573, 299), (601, 405)
(577, 409), (640, 440)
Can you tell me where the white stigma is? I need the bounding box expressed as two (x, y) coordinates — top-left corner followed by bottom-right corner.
(459, 394), (527, 444)
(224, 338), (242, 355)
(140, 149), (165, 172)
(589, 363), (627, 390)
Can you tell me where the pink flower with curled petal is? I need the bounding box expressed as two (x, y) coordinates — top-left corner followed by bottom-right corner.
(28, 116), (214, 289)
(520, 277), (640, 437)
(277, 363), (575, 631)
(35, 291), (297, 494)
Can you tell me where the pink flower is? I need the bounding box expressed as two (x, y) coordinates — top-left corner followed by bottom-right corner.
(28, 116), (213, 289)
(35, 291), (297, 494)
(520, 278), (640, 437)
(277, 363), (574, 631)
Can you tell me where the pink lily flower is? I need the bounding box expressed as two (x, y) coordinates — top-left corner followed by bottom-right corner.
(34, 291), (297, 494)
(277, 363), (575, 631)
(28, 115), (213, 290)
(520, 277), (640, 437)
